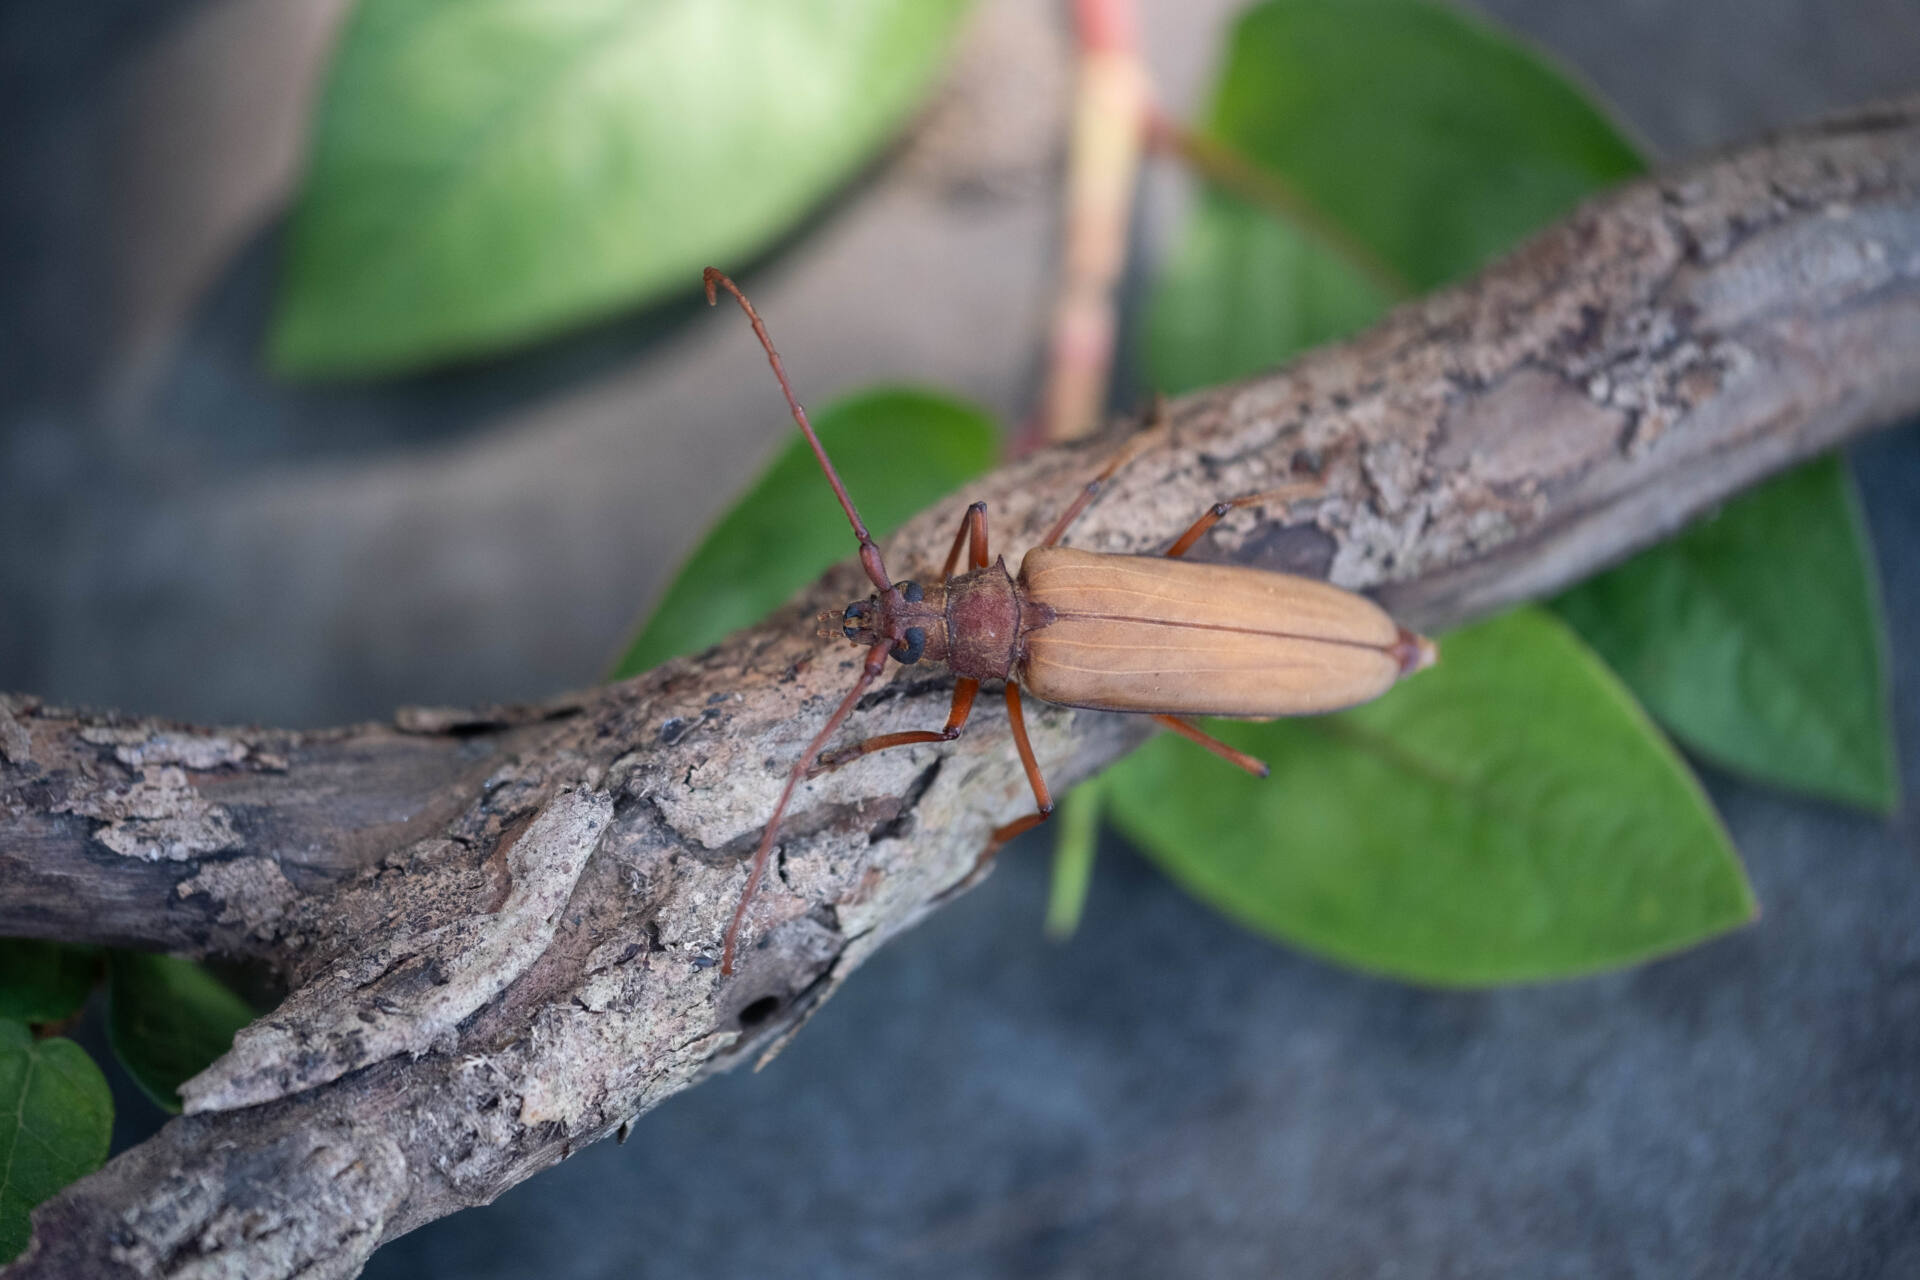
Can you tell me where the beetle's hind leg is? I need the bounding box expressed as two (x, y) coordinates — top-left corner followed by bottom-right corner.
(1153, 715), (1270, 778)
(1164, 482), (1325, 558)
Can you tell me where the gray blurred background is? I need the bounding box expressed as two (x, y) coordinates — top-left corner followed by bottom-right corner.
(4, 1), (1919, 1276)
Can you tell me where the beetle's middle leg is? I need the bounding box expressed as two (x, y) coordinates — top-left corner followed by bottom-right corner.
(1039, 427), (1155, 548)
(811, 678), (979, 775)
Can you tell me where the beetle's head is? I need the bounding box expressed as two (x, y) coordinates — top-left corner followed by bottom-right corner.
(832, 595), (886, 647)
(821, 581), (930, 665)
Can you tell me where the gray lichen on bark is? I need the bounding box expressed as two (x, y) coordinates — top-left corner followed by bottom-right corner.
(3, 99), (1920, 1279)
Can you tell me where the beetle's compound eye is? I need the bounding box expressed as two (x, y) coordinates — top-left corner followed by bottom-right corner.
(890, 626), (927, 665)
(842, 601), (868, 641)
(900, 581), (924, 604)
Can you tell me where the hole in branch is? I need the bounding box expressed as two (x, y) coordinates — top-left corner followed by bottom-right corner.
(738, 995), (781, 1028)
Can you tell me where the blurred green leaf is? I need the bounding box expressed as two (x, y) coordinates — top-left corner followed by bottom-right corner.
(0, 942), (100, 1025)
(0, 1020), (111, 1262)
(1148, 200), (1391, 395)
(1148, 0), (1643, 392)
(1043, 782), (1104, 941)
(1107, 609), (1755, 985)
(273, 0), (970, 376)
(106, 952), (254, 1114)
(613, 386), (999, 678)
(1555, 457), (1897, 812)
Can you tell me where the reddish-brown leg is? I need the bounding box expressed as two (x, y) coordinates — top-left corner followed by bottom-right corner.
(1040, 426), (1156, 548)
(976, 684), (1056, 867)
(942, 501), (992, 578)
(1152, 715), (1270, 778)
(723, 638), (893, 975)
(811, 678), (980, 775)
(1163, 482), (1325, 559)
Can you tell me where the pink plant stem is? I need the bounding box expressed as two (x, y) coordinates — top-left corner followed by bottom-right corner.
(1026, 0), (1150, 452)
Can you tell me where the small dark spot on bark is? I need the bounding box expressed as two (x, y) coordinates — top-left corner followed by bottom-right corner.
(853, 672), (951, 713)
(658, 717), (688, 745)
(867, 760), (943, 844)
(1237, 522), (1338, 581)
(692, 954), (716, 970)
(737, 995), (781, 1028)
(1571, 303), (1606, 352)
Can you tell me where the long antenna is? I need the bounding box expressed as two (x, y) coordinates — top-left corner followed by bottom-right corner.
(704, 268), (895, 595)
(723, 637), (894, 975)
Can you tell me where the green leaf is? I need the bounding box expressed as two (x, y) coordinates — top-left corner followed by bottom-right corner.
(1148, 199), (1393, 395)
(0, 1020), (112, 1262)
(612, 386), (1000, 679)
(0, 942), (100, 1025)
(1555, 457), (1897, 812)
(1043, 782), (1104, 941)
(1148, 0), (1643, 392)
(1106, 608), (1755, 986)
(106, 952), (254, 1114)
(273, 0), (971, 376)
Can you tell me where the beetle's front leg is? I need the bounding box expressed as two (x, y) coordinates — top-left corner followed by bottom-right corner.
(941, 501), (993, 578)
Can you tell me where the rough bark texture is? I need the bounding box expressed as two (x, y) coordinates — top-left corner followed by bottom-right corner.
(4, 100), (1920, 1278)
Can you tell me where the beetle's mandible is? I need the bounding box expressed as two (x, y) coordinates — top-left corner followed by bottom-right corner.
(702, 268), (1436, 975)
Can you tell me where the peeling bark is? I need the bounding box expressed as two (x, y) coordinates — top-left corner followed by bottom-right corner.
(4, 100), (1920, 1279)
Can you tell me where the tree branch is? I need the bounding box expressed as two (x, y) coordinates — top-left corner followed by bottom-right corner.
(6, 98), (1920, 1279)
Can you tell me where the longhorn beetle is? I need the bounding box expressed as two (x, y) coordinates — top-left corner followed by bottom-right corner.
(704, 269), (1435, 974)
